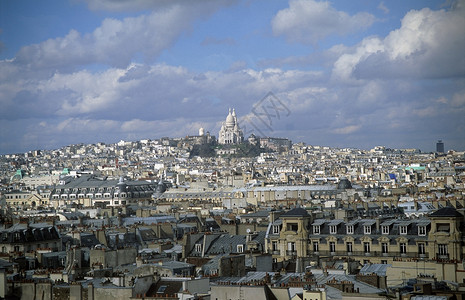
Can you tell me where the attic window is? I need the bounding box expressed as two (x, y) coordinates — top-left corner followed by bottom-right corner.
(272, 225), (280, 234)
(399, 226), (407, 235)
(195, 244), (202, 253)
(237, 245), (244, 253)
(157, 286), (167, 293)
(437, 223), (450, 233)
(313, 225), (320, 235)
(364, 225), (371, 234)
(329, 225), (337, 234)
(418, 226), (426, 236)
(346, 225), (354, 235)
(382, 226), (389, 235)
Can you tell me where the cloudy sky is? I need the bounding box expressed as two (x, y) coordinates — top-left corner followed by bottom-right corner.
(1, 0), (464, 154)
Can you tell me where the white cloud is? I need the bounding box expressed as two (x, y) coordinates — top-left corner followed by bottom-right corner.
(332, 125), (361, 134)
(334, 3), (465, 80)
(332, 37), (384, 82)
(14, 2), (229, 69)
(272, 0), (375, 44)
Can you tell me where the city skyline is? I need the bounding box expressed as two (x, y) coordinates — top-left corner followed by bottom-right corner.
(1, 0), (464, 154)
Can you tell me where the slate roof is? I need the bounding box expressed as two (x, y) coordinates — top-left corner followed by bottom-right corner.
(189, 231), (266, 257)
(429, 206), (463, 217)
(239, 210), (271, 219)
(205, 234), (246, 255)
(212, 271), (384, 296)
(146, 279), (183, 297)
(80, 232), (101, 248)
(0, 223), (60, 243)
(281, 207), (309, 217)
(359, 264), (390, 276)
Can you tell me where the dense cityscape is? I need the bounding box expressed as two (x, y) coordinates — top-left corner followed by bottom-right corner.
(0, 108), (464, 300)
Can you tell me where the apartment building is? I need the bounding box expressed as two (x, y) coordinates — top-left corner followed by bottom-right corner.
(266, 206), (465, 283)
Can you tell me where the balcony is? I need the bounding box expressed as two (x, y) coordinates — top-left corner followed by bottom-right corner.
(304, 250), (422, 258)
(286, 250), (297, 257)
(437, 253), (449, 260)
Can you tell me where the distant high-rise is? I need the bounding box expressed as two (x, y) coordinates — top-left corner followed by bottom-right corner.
(436, 140), (444, 153)
(218, 108), (244, 144)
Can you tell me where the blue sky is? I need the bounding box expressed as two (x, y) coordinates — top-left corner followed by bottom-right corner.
(0, 0), (464, 154)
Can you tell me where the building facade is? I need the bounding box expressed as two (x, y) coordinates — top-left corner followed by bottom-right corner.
(266, 206), (465, 283)
(50, 175), (155, 208)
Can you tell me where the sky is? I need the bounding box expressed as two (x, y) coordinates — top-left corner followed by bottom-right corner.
(0, 0), (464, 154)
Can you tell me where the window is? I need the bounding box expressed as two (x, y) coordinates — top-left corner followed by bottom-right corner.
(313, 241), (319, 252)
(287, 223), (298, 232)
(382, 226), (389, 235)
(287, 242), (296, 252)
(418, 243), (425, 255)
(418, 226), (426, 236)
(438, 244), (448, 256)
(381, 260), (388, 264)
(329, 242), (336, 253)
(364, 225), (371, 234)
(363, 242), (370, 254)
(330, 225), (337, 234)
(381, 242), (388, 254)
(195, 244), (202, 253)
(272, 241), (278, 251)
(400, 226), (407, 235)
(400, 243), (407, 254)
(157, 286), (167, 294)
(272, 225), (280, 234)
(346, 225), (354, 234)
(237, 245), (244, 253)
(313, 225), (320, 235)
(346, 242), (353, 253)
(437, 223), (450, 233)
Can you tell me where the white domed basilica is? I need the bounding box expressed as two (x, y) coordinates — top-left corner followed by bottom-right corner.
(218, 108), (244, 144)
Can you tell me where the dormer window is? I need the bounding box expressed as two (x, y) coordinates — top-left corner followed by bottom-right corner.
(195, 244), (202, 253)
(272, 225), (280, 234)
(313, 225), (320, 235)
(399, 226), (407, 235)
(364, 225), (371, 235)
(347, 225), (354, 235)
(418, 226), (426, 236)
(382, 226), (389, 235)
(329, 225), (337, 234)
(237, 245), (244, 253)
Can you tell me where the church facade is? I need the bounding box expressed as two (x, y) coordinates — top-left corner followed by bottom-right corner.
(218, 108), (244, 145)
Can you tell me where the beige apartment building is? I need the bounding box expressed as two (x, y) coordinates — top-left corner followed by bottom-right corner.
(266, 206), (465, 284)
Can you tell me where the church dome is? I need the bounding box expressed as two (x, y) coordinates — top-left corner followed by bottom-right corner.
(225, 108), (235, 126)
